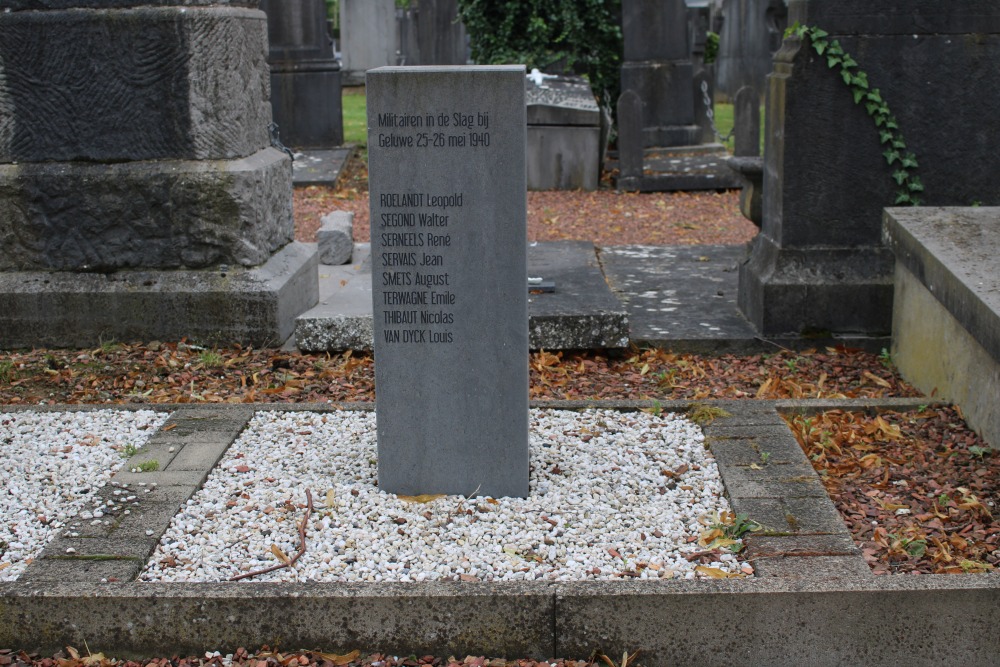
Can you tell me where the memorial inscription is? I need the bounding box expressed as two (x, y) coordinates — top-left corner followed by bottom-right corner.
(368, 66), (528, 498)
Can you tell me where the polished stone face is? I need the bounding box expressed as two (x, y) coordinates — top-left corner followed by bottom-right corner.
(368, 65), (529, 498)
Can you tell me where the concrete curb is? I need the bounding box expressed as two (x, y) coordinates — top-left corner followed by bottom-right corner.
(3, 399), (997, 665)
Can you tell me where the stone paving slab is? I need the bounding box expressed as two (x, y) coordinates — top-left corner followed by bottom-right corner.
(4, 398), (998, 664)
(291, 147), (353, 187)
(295, 241), (629, 351)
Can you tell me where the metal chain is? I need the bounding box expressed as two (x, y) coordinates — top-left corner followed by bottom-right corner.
(701, 80), (734, 143)
(269, 122), (295, 162)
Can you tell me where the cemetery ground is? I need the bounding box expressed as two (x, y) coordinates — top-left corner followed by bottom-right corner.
(2, 148), (997, 663)
(2, 152), (997, 579)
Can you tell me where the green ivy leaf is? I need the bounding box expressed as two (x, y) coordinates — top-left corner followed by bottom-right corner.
(853, 88), (866, 104)
(851, 72), (869, 89)
(866, 89), (883, 103)
(901, 153), (919, 169)
(886, 117), (899, 130)
(866, 102), (881, 115)
(814, 40), (828, 55)
(895, 190), (913, 205)
(883, 149), (901, 165)
(811, 28), (829, 39)
(908, 177), (925, 192)
(827, 54), (842, 68)
(892, 139), (906, 150)
(841, 69), (852, 85)
(842, 55), (857, 68)
(892, 169), (909, 185)
(879, 130), (894, 145)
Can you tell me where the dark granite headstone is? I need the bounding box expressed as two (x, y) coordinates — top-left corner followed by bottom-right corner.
(733, 85), (760, 158)
(738, 0), (1000, 338)
(616, 90), (644, 182)
(260, 0), (343, 149)
(620, 0), (700, 148)
(716, 0), (788, 98)
(367, 66), (529, 498)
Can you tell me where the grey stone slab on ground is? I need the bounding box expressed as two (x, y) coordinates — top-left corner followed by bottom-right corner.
(367, 66), (529, 497)
(4, 401), (1000, 663)
(295, 241), (629, 352)
(292, 147), (353, 186)
(884, 206), (1000, 448)
(527, 241), (629, 349)
(601, 244), (758, 351)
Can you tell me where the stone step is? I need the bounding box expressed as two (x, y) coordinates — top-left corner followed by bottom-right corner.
(294, 240), (630, 352)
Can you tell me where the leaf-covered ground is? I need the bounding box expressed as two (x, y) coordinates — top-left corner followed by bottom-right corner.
(787, 407), (998, 575)
(0, 647), (596, 667)
(0, 344), (917, 406)
(292, 152), (756, 247)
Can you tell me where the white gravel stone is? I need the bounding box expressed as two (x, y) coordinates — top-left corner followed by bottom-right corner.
(142, 409), (747, 582)
(0, 410), (168, 581)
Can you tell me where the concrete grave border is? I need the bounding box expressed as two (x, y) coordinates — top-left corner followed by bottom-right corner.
(1, 400), (997, 665)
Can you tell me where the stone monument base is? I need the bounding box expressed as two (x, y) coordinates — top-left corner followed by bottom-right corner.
(737, 235), (894, 337)
(0, 242), (318, 348)
(0, 149), (294, 272)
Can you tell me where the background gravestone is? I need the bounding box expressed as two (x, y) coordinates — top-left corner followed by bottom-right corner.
(260, 0), (343, 149)
(340, 0), (398, 85)
(620, 0), (700, 148)
(716, 0), (788, 98)
(368, 66), (529, 498)
(0, 0), (318, 347)
(738, 0), (1000, 339)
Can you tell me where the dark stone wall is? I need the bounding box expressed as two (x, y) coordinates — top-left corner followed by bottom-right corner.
(739, 0), (1000, 337)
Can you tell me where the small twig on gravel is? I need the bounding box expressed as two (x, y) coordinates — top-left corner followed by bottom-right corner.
(230, 488), (313, 581)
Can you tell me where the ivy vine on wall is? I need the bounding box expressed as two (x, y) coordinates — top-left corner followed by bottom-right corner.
(789, 23), (924, 205)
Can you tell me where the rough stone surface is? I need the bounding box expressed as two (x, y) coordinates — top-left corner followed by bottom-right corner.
(885, 207), (1000, 447)
(318, 211), (354, 265)
(0, 149), (293, 272)
(367, 66), (529, 498)
(0, 6), (270, 163)
(0, 241), (319, 348)
(739, 6), (1000, 336)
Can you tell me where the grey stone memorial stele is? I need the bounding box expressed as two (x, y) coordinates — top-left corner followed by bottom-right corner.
(367, 66), (529, 498)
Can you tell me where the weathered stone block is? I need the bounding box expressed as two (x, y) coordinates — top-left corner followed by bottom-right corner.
(0, 6), (271, 162)
(317, 211), (354, 265)
(0, 241), (319, 348)
(0, 148), (294, 271)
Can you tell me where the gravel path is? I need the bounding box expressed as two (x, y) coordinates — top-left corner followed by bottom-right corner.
(141, 409), (746, 583)
(0, 410), (168, 581)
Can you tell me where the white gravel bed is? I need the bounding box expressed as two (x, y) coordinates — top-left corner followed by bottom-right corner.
(143, 408), (747, 582)
(0, 409), (169, 581)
